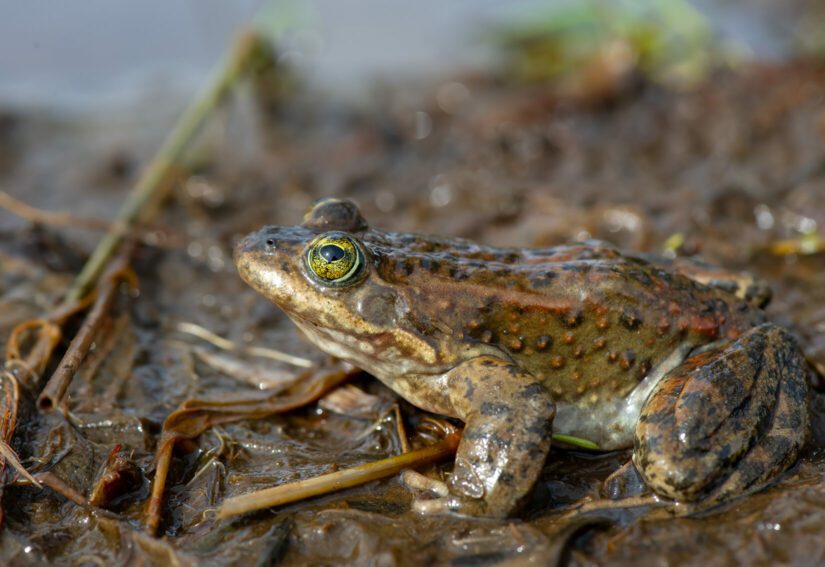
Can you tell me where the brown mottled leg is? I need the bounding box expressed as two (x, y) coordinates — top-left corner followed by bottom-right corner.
(413, 356), (556, 517)
(633, 323), (809, 504)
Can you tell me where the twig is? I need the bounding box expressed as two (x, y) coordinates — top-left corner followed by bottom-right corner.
(0, 191), (181, 250)
(191, 346), (301, 390)
(0, 369), (42, 508)
(144, 362), (357, 535)
(0, 440), (41, 488)
(0, 28), (274, 534)
(5, 320), (63, 387)
(0, 190), (120, 233)
(34, 31), (272, 406)
(38, 247), (136, 411)
(215, 432), (461, 520)
(393, 404), (411, 454)
(176, 321), (313, 368)
(65, 31), (271, 303)
(33, 471), (88, 507)
(144, 437), (175, 536)
(8, 32), (270, 399)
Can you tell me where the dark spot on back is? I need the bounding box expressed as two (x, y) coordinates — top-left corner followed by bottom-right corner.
(530, 273), (556, 289)
(619, 307), (643, 330)
(419, 257), (441, 272)
(451, 268), (470, 281)
(703, 297), (730, 314)
(563, 309), (584, 328)
(626, 268), (653, 287)
(395, 259), (414, 277)
(561, 263), (588, 273)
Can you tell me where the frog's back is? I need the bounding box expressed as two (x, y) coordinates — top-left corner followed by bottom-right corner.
(367, 233), (765, 404)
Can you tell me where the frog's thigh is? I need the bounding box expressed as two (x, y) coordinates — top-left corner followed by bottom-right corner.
(417, 356), (556, 517)
(634, 323), (809, 503)
(668, 256), (771, 307)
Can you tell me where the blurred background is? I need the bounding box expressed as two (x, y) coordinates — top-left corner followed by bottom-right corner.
(1, 0), (822, 110)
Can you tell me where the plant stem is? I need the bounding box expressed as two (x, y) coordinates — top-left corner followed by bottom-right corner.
(216, 432), (461, 520)
(65, 30), (269, 302)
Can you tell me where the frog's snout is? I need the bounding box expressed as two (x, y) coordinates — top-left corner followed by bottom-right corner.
(234, 233), (256, 259)
(235, 227), (279, 261)
(234, 228), (275, 283)
(233, 225), (312, 292)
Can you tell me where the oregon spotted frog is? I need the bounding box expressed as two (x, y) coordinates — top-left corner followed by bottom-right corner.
(234, 199), (809, 517)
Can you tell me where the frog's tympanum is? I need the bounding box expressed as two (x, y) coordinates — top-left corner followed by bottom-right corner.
(235, 199), (809, 517)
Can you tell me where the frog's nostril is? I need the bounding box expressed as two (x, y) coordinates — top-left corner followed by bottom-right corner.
(265, 238), (276, 247)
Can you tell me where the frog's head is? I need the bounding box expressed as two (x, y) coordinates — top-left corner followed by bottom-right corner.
(236, 198), (480, 375)
(234, 199), (386, 335)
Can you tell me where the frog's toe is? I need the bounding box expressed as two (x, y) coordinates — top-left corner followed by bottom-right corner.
(411, 494), (488, 517)
(634, 323), (809, 504)
(401, 470), (449, 497)
(403, 472), (486, 516)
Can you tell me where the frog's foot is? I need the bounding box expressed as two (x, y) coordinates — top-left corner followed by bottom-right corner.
(403, 471), (464, 515)
(412, 356), (556, 518)
(411, 493), (488, 516)
(412, 454), (544, 517)
(634, 323), (809, 506)
(401, 470), (449, 497)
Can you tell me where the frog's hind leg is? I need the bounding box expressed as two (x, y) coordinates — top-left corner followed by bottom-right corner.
(633, 323), (809, 505)
(665, 255), (772, 308)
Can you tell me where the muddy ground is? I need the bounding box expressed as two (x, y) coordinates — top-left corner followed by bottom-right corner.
(1, 49), (825, 565)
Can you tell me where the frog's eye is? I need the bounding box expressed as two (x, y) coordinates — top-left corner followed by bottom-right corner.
(306, 234), (365, 286)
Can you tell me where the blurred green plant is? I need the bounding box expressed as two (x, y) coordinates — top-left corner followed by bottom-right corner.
(492, 0), (743, 88)
(253, 0), (317, 44)
(793, 6), (825, 57)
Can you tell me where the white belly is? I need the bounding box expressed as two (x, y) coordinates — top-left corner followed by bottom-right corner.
(553, 344), (692, 450)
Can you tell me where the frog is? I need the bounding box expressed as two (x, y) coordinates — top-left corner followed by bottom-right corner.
(234, 198), (809, 517)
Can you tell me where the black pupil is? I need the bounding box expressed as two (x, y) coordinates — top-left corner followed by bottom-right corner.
(319, 244), (346, 262)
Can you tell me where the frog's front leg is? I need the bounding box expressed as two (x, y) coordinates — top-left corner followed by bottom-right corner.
(634, 323), (809, 505)
(413, 356), (556, 517)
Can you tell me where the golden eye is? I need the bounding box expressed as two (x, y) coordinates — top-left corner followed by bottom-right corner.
(306, 234), (364, 286)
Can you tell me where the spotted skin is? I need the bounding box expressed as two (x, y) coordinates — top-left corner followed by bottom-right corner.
(234, 199), (809, 517)
(634, 323), (809, 502)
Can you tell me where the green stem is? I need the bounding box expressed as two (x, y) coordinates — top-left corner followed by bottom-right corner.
(552, 433), (599, 450)
(66, 31), (270, 302)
